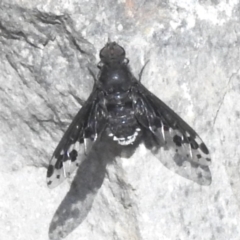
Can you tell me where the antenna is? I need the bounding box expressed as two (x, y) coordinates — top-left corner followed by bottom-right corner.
(139, 60), (150, 82)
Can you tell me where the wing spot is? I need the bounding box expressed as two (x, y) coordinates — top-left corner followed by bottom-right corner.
(76, 163), (79, 166)
(197, 154), (202, 159)
(47, 180), (52, 186)
(47, 165), (54, 178)
(173, 135), (182, 147)
(189, 138), (199, 150)
(69, 149), (78, 162)
(206, 158), (211, 162)
(200, 143), (209, 154)
(55, 159), (63, 169)
(56, 174), (60, 179)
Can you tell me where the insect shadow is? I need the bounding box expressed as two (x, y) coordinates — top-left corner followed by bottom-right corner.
(48, 133), (141, 240)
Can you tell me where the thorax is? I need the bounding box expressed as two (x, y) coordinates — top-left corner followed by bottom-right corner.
(98, 64), (133, 94)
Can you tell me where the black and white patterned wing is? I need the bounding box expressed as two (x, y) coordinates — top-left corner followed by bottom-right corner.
(47, 88), (106, 188)
(133, 82), (211, 185)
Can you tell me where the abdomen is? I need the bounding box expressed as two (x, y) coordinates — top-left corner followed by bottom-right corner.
(105, 92), (141, 145)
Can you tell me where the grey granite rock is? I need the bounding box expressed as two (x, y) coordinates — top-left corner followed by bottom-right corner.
(1, 0), (240, 240)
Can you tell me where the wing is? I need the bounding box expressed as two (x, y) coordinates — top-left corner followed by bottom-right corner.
(47, 87), (106, 188)
(133, 82), (211, 185)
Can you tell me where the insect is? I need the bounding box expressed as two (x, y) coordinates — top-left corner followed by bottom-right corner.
(47, 42), (211, 188)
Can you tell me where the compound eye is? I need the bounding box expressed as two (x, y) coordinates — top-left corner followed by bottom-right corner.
(100, 42), (126, 63)
(109, 42), (124, 57)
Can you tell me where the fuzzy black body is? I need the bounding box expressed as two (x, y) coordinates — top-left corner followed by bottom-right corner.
(98, 55), (141, 144)
(47, 42), (212, 188)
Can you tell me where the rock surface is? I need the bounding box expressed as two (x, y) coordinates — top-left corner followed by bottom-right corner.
(1, 0), (240, 239)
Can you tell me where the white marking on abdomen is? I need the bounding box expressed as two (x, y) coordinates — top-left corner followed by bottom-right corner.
(109, 129), (140, 145)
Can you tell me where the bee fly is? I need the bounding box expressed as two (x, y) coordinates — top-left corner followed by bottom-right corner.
(47, 42), (211, 188)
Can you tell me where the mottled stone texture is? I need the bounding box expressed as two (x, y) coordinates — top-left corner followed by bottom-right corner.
(1, 0), (240, 239)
